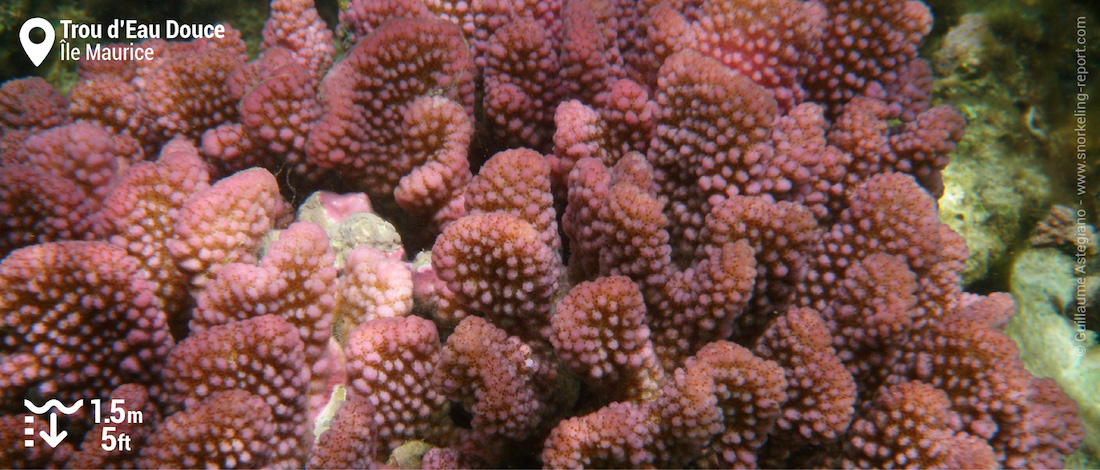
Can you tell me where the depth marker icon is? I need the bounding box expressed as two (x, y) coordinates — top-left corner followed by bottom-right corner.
(24, 415), (34, 448)
(24, 399), (82, 448)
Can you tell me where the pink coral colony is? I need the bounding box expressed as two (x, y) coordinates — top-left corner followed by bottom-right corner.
(0, 0), (1085, 468)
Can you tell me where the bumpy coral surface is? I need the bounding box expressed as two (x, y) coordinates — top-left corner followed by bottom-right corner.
(138, 389), (277, 468)
(344, 316), (450, 459)
(159, 315), (310, 468)
(0, 242), (171, 407)
(0, 0), (1086, 468)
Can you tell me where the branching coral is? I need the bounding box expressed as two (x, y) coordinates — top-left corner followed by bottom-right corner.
(0, 0), (1086, 467)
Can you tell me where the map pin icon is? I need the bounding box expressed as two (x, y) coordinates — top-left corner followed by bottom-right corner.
(20, 18), (55, 67)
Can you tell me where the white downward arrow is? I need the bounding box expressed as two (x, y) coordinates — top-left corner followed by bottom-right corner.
(39, 413), (67, 448)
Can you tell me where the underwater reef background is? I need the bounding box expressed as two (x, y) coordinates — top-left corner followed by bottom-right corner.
(1, 0), (1099, 468)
